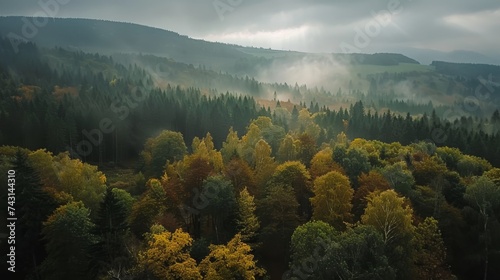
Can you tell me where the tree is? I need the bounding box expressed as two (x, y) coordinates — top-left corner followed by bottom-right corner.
(137, 227), (201, 280)
(268, 161), (312, 218)
(41, 202), (96, 280)
(457, 155), (492, 177)
(352, 170), (390, 220)
(224, 157), (256, 194)
(240, 123), (262, 165)
(464, 176), (500, 280)
(220, 127), (241, 163)
(201, 176), (237, 243)
(200, 234), (266, 280)
(414, 217), (454, 279)
(288, 224), (395, 280)
(259, 185), (301, 259)
(52, 152), (107, 214)
(237, 187), (260, 242)
(141, 130), (187, 177)
(253, 139), (276, 193)
(380, 162), (415, 196)
(289, 220), (336, 273)
(412, 156), (448, 186)
(361, 190), (415, 278)
(88, 187), (131, 279)
(334, 146), (371, 187)
(323, 225), (395, 280)
(297, 133), (317, 167)
(193, 132), (224, 173)
(278, 134), (299, 162)
(309, 147), (343, 179)
(484, 167), (500, 186)
(13, 149), (57, 279)
(310, 171), (353, 229)
(128, 179), (167, 237)
(361, 190), (414, 245)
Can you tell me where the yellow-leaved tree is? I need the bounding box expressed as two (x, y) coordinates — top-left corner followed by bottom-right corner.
(137, 227), (201, 280)
(361, 189), (415, 279)
(310, 171), (353, 229)
(200, 233), (266, 280)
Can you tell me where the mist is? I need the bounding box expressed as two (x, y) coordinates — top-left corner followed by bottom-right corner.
(255, 54), (351, 94)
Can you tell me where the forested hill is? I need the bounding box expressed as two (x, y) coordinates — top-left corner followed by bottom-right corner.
(1, 38), (499, 167)
(431, 61), (500, 81)
(0, 16), (418, 73)
(0, 16), (256, 71)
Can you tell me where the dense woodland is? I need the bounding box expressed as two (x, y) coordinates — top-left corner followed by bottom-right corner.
(1, 38), (500, 279)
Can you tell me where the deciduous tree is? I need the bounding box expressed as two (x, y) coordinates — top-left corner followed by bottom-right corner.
(414, 217), (454, 279)
(137, 228), (201, 280)
(141, 130), (187, 178)
(200, 234), (266, 280)
(41, 202), (96, 280)
(310, 171), (353, 229)
(361, 190), (415, 279)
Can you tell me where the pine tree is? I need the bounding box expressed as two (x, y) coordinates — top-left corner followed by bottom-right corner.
(13, 149), (57, 279)
(88, 187), (130, 279)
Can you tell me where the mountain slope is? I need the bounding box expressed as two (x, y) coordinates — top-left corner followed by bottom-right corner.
(1, 17), (420, 73)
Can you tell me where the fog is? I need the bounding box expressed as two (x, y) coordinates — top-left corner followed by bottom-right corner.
(255, 54), (351, 94)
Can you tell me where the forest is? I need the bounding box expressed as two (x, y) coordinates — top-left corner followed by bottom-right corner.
(1, 28), (500, 279)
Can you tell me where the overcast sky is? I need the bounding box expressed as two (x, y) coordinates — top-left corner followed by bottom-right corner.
(1, 0), (499, 57)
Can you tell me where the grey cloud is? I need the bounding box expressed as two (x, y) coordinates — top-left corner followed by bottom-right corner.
(1, 0), (499, 58)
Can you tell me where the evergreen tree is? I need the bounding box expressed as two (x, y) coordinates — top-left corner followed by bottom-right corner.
(13, 149), (57, 279)
(88, 187), (130, 279)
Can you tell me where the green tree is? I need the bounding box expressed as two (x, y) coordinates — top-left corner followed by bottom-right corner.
(381, 162), (415, 196)
(141, 130), (187, 177)
(13, 149), (57, 279)
(259, 185), (301, 260)
(268, 161), (312, 218)
(334, 146), (371, 187)
(88, 187), (131, 279)
(310, 171), (353, 229)
(41, 202), (96, 280)
(202, 176), (237, 243)
(464, 176), (500, 280)
(289, 220), (336, 275)
(457, 155), (492, 177)
(288, 224), (395, 280)
(323, 225), (395, 280)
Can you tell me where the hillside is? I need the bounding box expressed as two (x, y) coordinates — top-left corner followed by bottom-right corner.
(1, 17), (419, 75)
